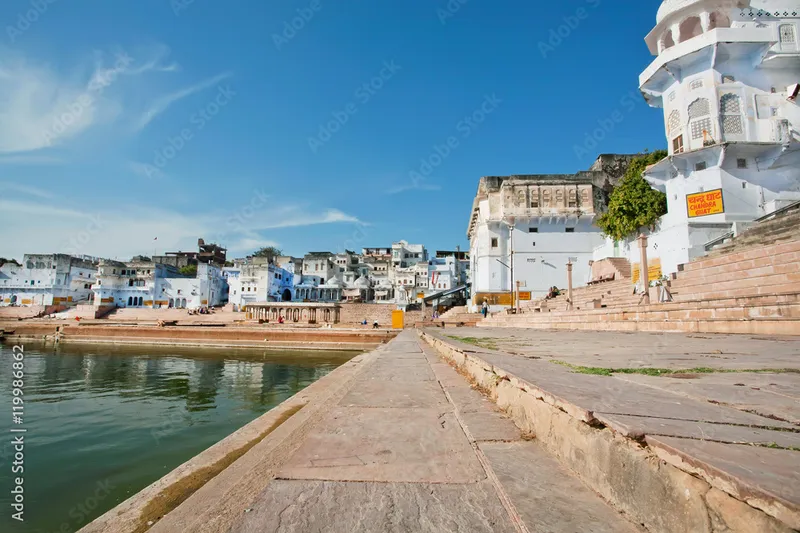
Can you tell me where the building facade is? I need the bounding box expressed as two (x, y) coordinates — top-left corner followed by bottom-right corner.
(468, 156), (636, 310)
(630, 0), (800, 275)
(224, 257), (293, 310)
(0, 254), (97, 307)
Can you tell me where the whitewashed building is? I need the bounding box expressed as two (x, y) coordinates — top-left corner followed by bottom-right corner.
(0, 254), (97, 307)
(621, 0), (800, 275)
(224, 257), (294, 310)
(468, 158), (635, 310)
(93, 258), (227, 309)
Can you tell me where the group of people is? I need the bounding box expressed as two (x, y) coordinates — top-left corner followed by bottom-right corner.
(361, 319), (380, 329)
(188, 307), (212, 315)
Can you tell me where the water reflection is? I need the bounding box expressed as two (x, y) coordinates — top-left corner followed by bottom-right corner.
(0, 342), (355, 533)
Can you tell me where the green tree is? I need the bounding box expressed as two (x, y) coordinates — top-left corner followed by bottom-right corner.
(179, 264), (197, 277)
(0, 258), (20, 266)
(252, 246), (283, 259)
(596, 150), (668, 242)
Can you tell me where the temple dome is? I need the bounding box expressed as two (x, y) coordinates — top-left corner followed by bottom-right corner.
(324, 277), (345, 287)
(354, 276), (371, 288)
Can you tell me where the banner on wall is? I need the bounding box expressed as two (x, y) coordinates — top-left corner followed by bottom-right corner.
(632, 258), (663, 284)
(687, 189), (724, 218)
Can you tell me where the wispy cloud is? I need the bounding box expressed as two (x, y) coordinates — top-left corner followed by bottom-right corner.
(0, 47), (177, 155)
(0, 190), (367, 260)
(0, 154), (63, 165)
(134, 72), (232, 132)
(0, 182), (55, 200)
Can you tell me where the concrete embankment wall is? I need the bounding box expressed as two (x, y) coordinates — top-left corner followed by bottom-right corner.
(338, 303), (424, 326)
(420, 331), (795, 533)
(0, 322), (396, 351)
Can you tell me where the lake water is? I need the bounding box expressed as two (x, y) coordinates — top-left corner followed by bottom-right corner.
(0, 342), (355, 533)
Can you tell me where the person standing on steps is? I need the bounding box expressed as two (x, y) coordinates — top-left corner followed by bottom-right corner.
(481, 300), (488, 318)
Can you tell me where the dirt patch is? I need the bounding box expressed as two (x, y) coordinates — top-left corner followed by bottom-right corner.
(134, 404), (304, 533)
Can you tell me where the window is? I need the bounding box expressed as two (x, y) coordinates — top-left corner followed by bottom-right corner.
(691, 117), (712, 140)
(528, 227), (538, 233)
(722, 74), (735, 84)
(742, 182), (747, 189)
(737, 158), (747, 169)
(530, 188), (540, 208)
(565, 228), (575, 233)
(491, 238), (498, 248)
(672, 135), (684, 154)
(567, 189), (577, 208)
(695, 162), (707, 171)
(779, 24), (796, 49)
(720, 93), (743, 136)
(668, 110), (681, 135)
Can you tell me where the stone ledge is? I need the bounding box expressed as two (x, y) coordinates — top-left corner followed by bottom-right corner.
(420, 330), (797, 533)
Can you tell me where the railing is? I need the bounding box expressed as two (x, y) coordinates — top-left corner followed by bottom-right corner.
(702, 200), (800, 252)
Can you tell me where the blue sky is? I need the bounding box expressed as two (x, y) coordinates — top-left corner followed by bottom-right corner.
(0, 0), (667, 261)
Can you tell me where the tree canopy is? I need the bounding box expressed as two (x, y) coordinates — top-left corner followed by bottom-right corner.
(0, 258), (20, 266)
(596, 150), (668, 242)
(252, 246), (283, 259)
(179, 264), (197, 277)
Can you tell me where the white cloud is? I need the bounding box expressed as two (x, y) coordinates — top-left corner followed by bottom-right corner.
(0, 154), (63, 165)
(0, 182), (55, 200)
(0, 193), (366, 261)
(134, 72), (232, 132)
(0, 46), (178, 154)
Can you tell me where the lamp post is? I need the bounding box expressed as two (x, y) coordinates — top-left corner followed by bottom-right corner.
(501, 217), (516, 311)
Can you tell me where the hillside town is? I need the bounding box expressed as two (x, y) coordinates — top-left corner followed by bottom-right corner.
(0, 239), (470, 317)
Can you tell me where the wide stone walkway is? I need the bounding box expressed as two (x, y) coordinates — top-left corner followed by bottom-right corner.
(230, 331), (641, 532)
(424, 327), (800, 531)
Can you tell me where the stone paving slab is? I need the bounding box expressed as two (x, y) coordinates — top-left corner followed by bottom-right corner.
(478, 351), (797, 429)
(339, 378), (449, 408)
(444, 328), (800, 370)
(596, 413), (800, 448)
(367, 361), (435, 381)
(278, 406), (486, 483)
(614, 374), (800, 425)
(230, 479), (516, 533)
(646, 436), (800, 529)
(482, 441), (643, 533)
(460, 411), (521, 442)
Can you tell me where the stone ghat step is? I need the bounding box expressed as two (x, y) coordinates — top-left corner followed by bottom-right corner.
(681, 239), (800, 273)
(670, 269), (800, 295)
(672, 280), (800, 302)
(478, 315), (800, 335)
(708, 212), (800, 251)
(421, 331), (800, 531)
(672, 247), (799, 284)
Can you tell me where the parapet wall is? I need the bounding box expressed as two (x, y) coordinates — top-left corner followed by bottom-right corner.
(338, 303), (424, 327)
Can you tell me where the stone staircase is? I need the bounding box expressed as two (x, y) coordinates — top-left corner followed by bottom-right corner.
(424, 305), (483, 327)
(481, 209), (800, 335)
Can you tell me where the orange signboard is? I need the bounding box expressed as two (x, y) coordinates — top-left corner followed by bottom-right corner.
(391, 310), (404, 329)
(518, 292), (532, 301)
(687, 189), (724, 218)
(632, 258), (663, 284)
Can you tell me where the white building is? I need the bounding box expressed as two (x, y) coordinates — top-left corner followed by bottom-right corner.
(391, 241), (428, 270)
(0, 254), (97, 307)
(224, 257), (293, 310)
(624, 0), (800, 276)
(93, 258), (227, 309)
(468, 158), (635, 310)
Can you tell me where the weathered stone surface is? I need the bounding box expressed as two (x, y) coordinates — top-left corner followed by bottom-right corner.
(706, 488), (796, 533)
(231, 479), (516, 533)
(647, 436), (800, 529)
(340, 378), (448, 408)
(366, 360), (435, 381)
(596, 413), (800, 449)
(279, 407), (485, 483)
(481, 441), (643, 532)
(460, 410), (520, 442)
(614, 374), (800, 425)
(476, 351), (797, 429)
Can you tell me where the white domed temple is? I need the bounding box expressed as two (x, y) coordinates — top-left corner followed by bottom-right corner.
(630, 0), (800, 275)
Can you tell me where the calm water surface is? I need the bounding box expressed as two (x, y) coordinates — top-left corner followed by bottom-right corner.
(0, 342), (355, 533)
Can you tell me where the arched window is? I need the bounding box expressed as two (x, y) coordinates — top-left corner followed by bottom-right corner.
(567, 189), (577, 208)
(530, 187), (540, 208)
(542, 189), (551, 207)
(138, 296), (143, 306)
(668, 110), (681, 136)
(688, 98), (713, 141)
(679, 16), (703, 42)
(709, 12), (731, 30)
(127, 297), (132, 306)
(661, 30), (675, 51)
(720, 94), (743, 137)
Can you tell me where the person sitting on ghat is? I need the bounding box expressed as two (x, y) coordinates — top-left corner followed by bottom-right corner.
(373, 320), (379, 329)
(362, 318), (368, 326)
(278, 315), (284, 324)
